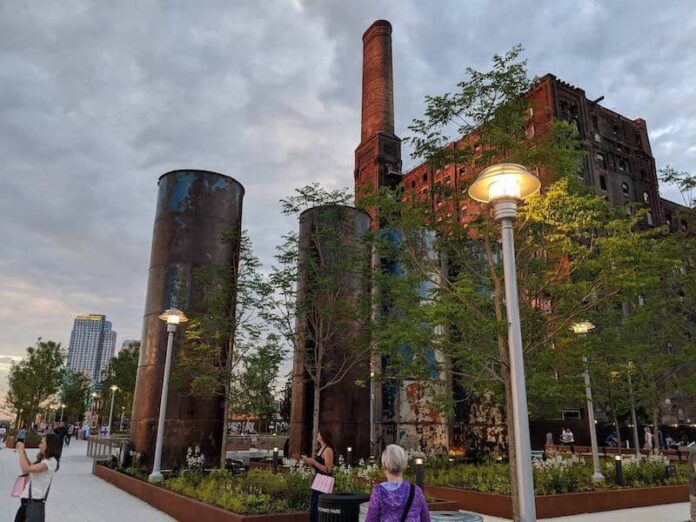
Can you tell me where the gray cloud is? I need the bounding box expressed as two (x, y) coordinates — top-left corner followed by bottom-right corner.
(0, 0), (693, 401)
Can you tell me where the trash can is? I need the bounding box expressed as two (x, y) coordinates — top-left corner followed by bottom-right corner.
(318, 493), (371, 522)
(358, 502), (370, 522)
(431, 512), (483, 522)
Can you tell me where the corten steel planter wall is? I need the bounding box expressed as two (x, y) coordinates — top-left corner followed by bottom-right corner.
(289, 205), (372, 460)
(94, 463), (457, 520)
(425, 484), (689, 519)
(93, 463), (308, 522)
(130, 170), (244, 470)
(4, 436), (40, 449)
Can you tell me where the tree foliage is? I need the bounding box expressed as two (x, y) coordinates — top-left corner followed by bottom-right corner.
(98, 344), (139, 430)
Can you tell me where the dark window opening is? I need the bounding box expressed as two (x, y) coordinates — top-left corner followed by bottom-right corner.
(621, 182), (630, 197)
(640, 169), (647, 179)
(643, 191), (650, 204)
(411, 180), (416, 189)
(613, 123), (619, 135)
(422, 173), (428, 182)
(592, 115), (598, 129)
(600, 176), (607, 190)
(596, 152), (607, 169)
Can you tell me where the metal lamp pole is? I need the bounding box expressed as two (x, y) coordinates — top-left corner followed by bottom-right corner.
(149, 308), (187, 484)
(60, 403), (66, 422)
(369, 368), (375, 455)
(107, 385), (119, 436)
(627, 366), (640, 457)
(469, 163), (540, 522)
(572, 322), (604, 481)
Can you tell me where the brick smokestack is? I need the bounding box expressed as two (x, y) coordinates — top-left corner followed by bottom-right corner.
(361, 20), (395, 142)
(355, 20), (401, 206)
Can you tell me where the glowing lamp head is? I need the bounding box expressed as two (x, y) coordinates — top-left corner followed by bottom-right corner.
(614, 455), (622, 462)
(91, 392), (98, 398)
(110, 385), (119, 392)
(273, 447), (279, 452)
(347, 446), (352, 452)
(571, 321), (596, 335)
(415, 458), (424, 465)
(468, 163), (540, 204)
(60, 403), (66, 408)
(159, 308), (188, 325)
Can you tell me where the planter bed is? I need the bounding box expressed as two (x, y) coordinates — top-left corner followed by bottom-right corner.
(425, 484), (689, 519)
(4, 436), (40, 449)
(94, 463), (458, 521)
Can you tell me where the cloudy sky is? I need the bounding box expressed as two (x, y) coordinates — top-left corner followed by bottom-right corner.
(1, 0), (694, 414)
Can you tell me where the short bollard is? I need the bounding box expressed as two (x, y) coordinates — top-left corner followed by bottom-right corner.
(272, 447), (279, 473)
(347, 446), (353, 468)
(415, 458), (425, 489)
(614, 455), (625, 486)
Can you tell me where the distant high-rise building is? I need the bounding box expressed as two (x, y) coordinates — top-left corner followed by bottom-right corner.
(67, 314), (117, 382)
(118, 339), (140, 355)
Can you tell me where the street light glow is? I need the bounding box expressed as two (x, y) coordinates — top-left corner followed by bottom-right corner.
(158, 308), (188, 325)
(111, 385), (119, 392)
(468, 163), (540, 203)
(571, 321), (596, 334)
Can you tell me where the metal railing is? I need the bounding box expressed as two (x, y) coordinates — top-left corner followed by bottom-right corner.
(86, 435), (126, 461)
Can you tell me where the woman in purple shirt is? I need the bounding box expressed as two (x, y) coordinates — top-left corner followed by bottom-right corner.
(365, 444), (430, 522)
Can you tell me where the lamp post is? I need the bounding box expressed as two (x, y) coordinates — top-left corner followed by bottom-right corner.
(149, 308), (188, 483)
(469, 163), (540, 522)
(107, 385), (119, 437)
(369, 368), (375, 456)
(626, 363), (640, 457)
(571, 321), (604, 482)
(60, 403), (66, 422)
(90, 392), (98, 429)
(120, 406), (126, 431)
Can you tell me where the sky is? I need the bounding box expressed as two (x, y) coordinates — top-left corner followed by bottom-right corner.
(1, 0), (694, 415)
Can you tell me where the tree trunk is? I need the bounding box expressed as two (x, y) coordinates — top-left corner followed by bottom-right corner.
(652, 406), (661, 455)
(220, 372), (231, 469)
(395, 378), (401, 444)
(312, 381), (321, 457)
(503, 366), (520, 522)
(612, 412), (622, 450)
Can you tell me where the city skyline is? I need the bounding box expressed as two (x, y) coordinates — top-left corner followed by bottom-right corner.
(1, 1), (694, 409)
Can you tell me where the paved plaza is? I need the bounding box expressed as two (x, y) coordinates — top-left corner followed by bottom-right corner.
(0, 438), (690, 521)
(0, 439), (172, 522)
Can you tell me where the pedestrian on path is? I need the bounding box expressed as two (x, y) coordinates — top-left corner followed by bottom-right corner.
(688, 446), (696, 522)
(65, 424), (74, 447)
(14, 432), (61, 522)
(365, 444), (430, 522)
(302, 430), (334, 522)
(644, 426), (654, 451)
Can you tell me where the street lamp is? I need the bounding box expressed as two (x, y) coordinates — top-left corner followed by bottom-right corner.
(120, 406), (126, 431)
(626, 362), (641, 457)
(369, 367), (375, 455)
(60, 403), (66, 422)
(571, 321), (604, 482)
(149, 308), (188, 483)
(107, 385), (119, 437)
(469, 163), (540, 522)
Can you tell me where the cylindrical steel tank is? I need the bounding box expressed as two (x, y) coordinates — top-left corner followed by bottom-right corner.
(289, 205), (372, 459)
(131, 169), (244, 469)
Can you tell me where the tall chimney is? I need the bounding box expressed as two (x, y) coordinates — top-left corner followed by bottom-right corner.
(361, 20), (395, 142)
(355, 20), (401, 206)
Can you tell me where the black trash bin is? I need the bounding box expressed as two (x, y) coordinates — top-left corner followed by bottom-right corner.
(318, 493), (371, 522)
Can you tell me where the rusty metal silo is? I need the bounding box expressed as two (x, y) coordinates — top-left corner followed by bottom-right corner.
(289, 205), (372, 459)
(131, 170), (244, 469)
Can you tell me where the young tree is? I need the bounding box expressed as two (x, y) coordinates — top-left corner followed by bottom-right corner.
(230, 335), (283, 421)
(60, 370), (90, 425)
(268, 184), (373, 454)
(364, 46), (664, 515)
(98, 344), (139, 431)
(175, 230), (271, 467)
(5, 340), (64, 428)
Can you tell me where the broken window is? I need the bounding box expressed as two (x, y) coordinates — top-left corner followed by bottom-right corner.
(596, 152), (607, 169)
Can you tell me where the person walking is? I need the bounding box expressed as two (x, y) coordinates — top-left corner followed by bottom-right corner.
(302, 430), (334, 522)
(365, 444), (430, 522)
(15, 432), (61, 522)
(689, 446), (696, 522)
(65, 424), (74, 447)
(644, 426), (654, 451)
(0, 424), (6, 445)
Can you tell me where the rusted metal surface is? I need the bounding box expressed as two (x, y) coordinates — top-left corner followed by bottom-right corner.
(289, 205), (372, 459)
(131, 170), (244, 470)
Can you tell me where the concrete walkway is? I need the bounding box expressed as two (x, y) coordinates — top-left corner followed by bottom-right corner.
(0, 438), (690, 521)
(0, 438), (173, 522)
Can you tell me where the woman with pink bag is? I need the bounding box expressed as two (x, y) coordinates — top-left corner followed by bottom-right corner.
(302, 430), (335, 522)
(13, 432), (61, 521)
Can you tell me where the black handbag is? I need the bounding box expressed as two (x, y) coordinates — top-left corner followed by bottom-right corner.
(25, 479), (51, 522)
